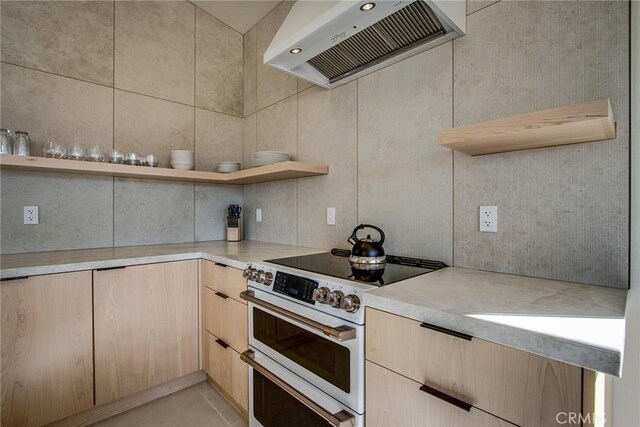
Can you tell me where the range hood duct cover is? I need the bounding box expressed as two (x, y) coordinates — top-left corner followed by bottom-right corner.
(308, 1), (445, 83)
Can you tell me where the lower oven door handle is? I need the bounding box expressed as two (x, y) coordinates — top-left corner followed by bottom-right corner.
(241, 350), (356, 427)
(240, 290), (356, 342)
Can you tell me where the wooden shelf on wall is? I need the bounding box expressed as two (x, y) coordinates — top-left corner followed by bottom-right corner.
(437, 98), (616, 156)
(0, 155), (328, 185)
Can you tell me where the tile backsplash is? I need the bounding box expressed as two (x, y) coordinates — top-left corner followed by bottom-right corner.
(0, 1), (630, 289)
(0, 1), (243, 252)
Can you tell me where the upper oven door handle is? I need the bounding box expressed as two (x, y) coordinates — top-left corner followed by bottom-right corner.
(240, 290), (356, 342)
(241, 350), (356, 427)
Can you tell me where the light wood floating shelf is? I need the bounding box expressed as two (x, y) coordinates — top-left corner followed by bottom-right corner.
(438, 98), (616, 156)
(0, 155), (328, 185)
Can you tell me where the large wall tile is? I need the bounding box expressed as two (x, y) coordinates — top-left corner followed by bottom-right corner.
(1, 1), (114, 85)
(256, 95), (297, 157)
(243, 26), (257, 117)
(243, 114), (257, 169)
(358, 44), (453, 264)
(195, 8), (243, 116)
(0, 171), (113, 254)
(114, 178), (194, 246)
(297, 82), (358, 249)
(453, 0), (629, 287)
(256, 180), (297, 245)
(195, 184), (243, 241)
(195, 109), (243, 172)
(256, 1), (297, 110)
(114, 90), (194, 168)
(115, 1), (194, 105)
(466, 0), (499, 15)
(1, 64), (113, 156)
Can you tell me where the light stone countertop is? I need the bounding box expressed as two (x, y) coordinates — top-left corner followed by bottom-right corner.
(364, 267), (629, 376)
(0, 240), (325, 279)
(1, 243), (629, 376)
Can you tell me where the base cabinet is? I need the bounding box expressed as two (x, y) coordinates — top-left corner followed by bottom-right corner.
(205, 331), (249, 412)
(1, 272), (94, 427)
(366, 361), (515, 427)
(202, 260), (249, 414)
(93, 260), (199, 405)
(366, 308), (587, 427)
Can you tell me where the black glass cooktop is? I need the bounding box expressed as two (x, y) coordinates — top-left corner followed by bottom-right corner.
(266, 249), (447, 286)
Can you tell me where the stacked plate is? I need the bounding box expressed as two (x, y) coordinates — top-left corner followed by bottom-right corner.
(217, 161), (241, 173)
(253, 151), (290, 167)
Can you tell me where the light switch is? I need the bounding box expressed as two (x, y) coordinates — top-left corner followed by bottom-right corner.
(256, 208), (262, 223)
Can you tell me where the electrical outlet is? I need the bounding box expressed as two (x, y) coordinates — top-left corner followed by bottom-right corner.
(256, 208), (262, 223)
(327, 207), (336, 225)
(479, 206), (497, 232)
(24, 206), (39, 225)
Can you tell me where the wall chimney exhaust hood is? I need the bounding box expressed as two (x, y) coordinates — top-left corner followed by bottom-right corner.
(264, 0), (466, 89)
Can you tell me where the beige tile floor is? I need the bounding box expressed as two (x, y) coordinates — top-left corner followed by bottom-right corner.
(93, 382), (248, 427)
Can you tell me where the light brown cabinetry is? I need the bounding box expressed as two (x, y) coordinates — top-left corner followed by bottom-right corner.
(366, 307), (583, 427)
(205, 332), (249, 412)
(1, 272), (94, 427)
(201, 260), (248, 413)
(93, 261), (199, 405)
(367, 361), (515, 427)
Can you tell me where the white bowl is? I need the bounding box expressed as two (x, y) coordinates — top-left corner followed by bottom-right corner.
(170, 150), (194, 162)
(171, 161), (194, 170)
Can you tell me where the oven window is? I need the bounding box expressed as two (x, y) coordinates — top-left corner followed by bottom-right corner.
(253, 307), (351, 393)
(253, 370), (330, 427)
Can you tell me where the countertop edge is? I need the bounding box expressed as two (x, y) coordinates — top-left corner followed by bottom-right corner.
(364, 292), (622, 376)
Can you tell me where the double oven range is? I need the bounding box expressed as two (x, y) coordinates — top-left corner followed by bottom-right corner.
(240, 250), (445, 427)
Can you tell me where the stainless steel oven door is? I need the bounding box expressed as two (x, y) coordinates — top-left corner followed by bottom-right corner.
(243, 288), (364, 413)
(243, 349), (363, 427)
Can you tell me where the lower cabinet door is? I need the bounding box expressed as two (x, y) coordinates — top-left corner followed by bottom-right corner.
(204, 287), (248, 352)
(93, 260), (199, 405)
(205, 332), (248, 412)
(1, 272), (94, 427)
(366, 361), (515, 427)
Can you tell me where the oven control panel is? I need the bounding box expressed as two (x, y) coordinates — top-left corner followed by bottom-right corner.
(244, 263), (366, 323)
(272, 271), (318, 304)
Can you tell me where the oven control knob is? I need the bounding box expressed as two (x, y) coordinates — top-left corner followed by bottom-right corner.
(325, 290), (344, 308)
(256, 270), (266, 284)
(312, 287), (330, 303)
(242, 267), (252, 279)
(263, 272), (274, 286)
(340, 294), (361, 313)
(248, 268), (258, 281)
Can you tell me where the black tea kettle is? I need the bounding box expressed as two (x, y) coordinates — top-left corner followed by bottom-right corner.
(347, 224), (386, 265)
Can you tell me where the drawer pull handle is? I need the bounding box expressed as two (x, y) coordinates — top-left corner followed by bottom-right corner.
(420, 322), (472, 341)
(419, 384), (472, 412)
(214, 263), (228, 268)
(95, 266), (126, 272)
(215, 291), (229, 299)
(215, 339), (229, 349)
(0, 276), (29, 282)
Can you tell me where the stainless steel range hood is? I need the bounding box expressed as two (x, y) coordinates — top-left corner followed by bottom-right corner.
(264, 0), (466, 89)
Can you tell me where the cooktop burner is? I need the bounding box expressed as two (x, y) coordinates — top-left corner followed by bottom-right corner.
(266, 249), (447, 286)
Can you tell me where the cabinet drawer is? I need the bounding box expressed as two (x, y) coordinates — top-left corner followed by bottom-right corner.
(202, 261), (247, 303)
(366, 361), (514, 427)
(366, 308), (582, 427)
(205, 332), (249, 413)
(204, 287), (248, 352)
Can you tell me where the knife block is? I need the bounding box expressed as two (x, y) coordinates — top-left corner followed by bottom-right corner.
(227, 218), (242, 242)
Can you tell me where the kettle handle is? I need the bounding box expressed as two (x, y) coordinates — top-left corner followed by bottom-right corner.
(348, 224), (385, 245)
